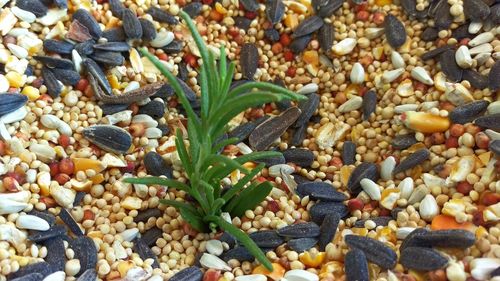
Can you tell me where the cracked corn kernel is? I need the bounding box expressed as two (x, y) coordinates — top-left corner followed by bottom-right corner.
(21, 86), (40, 101)
(299, 251), (326, 268)
(402, 111), (450, 133)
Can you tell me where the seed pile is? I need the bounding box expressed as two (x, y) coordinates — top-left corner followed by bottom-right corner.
(0, 0), (499, 280)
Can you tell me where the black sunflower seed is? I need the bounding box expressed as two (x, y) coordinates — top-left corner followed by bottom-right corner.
(176, 77), (197, 102)
(294, 93), (320, 128)
(59, 208), (84, 236)
(51, 68), (80, 86)
(170, 266), (203, 281)
(421, 27), (438, 42)
(292, 16), (324, 38)
(34, 56), (74, 69)
(142, 227), (163, 247)
(449, 100), (489, 124)
(318, 213), (340, 251)
(250, 230), (285, 248)
(144, 151), (173, 178)
(140, 18), (157, 41)
(264, 28), (280, 42)
(440, 49), (463, 82)
(83, 58), (112, 95)
(393, 148), (430, 175)
(291, 124), (308, 146)
(310, 202), (349, 224)
(344, 249), (369, 281)
(400, 228), (428, 250)
(391, 134), (417, 150)
(234, 16), (252, 31)
(101, 103), (130, 115)
(362, 90), (377, 121)
(452, 23), (472, 40)
(290, 34), (313, 53)
(490, 140), (500, 155)
(384, 14), (407, 49)
(134, 208), (162, 223)
(42, 67), (62, 98)
(474, 113), (500, 130)
(122, 9), (143, 40)
(28, 224), (66, 243)
(266, 0), (285, 24)
(400, 247), (448, 271)
(73, 9), (102, 39)
(162, 40), (183, 54)
(219, 232), (237, 249)
(44, 238), (66, 271)
(183, 2), (203, 17)
(406, 229), (476, 249)
(77, 269), (98, 281)
(43, 39), (74, 55)
(287, 237), (318, 252)
(421, 45), (453, 61)
(464, 0), (490, 20)
(254, 153), (286, 167)
(342, 141), (356, 165)
(138, 100), (165, 119)
(93, 42), (130, 52)
(10, 273), (44, 281)
(28, 210), (56, 226)
(345, 235), (397, 269)
(316, 0), (343, 17)
(318, 22), (334, 52)
(463, 69), (488, 90)
(297, 181), (347, 202)
(82, 125), (133, 154)
(489, 60), (500, 91)
(282, 148), (314, 167)
(249, 107), (302, 151)
(228, 117), (266, 143)
(433, 0), (453, 30)
(354, 216), (392, 228)
(0, 94), (28, 118)
(240, 43), (259, 80)
(240, 0), (259, 11)
(277, 222), (320, 238)
(492, 4), (500, 24)
(16, 0), (48, 17)
(7, 262), (55, 280)
(147, 7), (179, 24)
(109, 0), (126, 18)
(70, 236), (98, 275)
(75, 40), (95, 56)
(401, 0), (417, 17)
(347, 162), (379, 195)
(102, 27), (127, 42)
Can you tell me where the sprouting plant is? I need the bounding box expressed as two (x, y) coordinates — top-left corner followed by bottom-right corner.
(124, 11), (305, 270)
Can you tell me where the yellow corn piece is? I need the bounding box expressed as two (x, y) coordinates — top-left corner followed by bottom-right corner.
(299, 251), (326, 268)
(284, 14), (299, 29)
(402, 111), (450, 133)
(215, 2), (227, 14)
(303, 51), (319, 66)
(6, 72), (25, 88)
(22, 86), (40, 101)
(252, 263), (285, 280)
(90, 174), (105, 184)
(375, 0), (392, 5)
(107, 74), (120, 89)
(73, 158), (105, 173)
(117, 261), (134, 277)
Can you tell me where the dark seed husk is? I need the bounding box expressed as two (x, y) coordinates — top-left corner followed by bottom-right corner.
(287, 237), (318, 252)
(291, 124), (308, 146)
(16, 0), (48, 17)
(76, 269), (98, 281)
(318, 22), (334, 52)
(0, 93), (28, 117)
(312, 0), (330, 10)
(277, 222), (320, 238)
(42, 67), (62, 98)
(400, 227), (428, 250)
(183, 2), (203, 18)
(28, 210), (56, 226)
(254, 153), (286, 167)
(464, 0), (490, 20)
(219, 232), (237, 248)
(170, 266), (203, 281)
(240, 0), (259, 11)
(393, 148), (430, 175)
(292, 173), (309, 185)
(240, 43), (259, 80)
(452, 23), (472, 40)
(34, 56), (74, 69)
(347, 162), (379, 195)
(249, 230), (285, 248)
(433, 0), (453, 30)
(490, 265), (500, 277)
(74, 40), (95, 56)
(282, 148), (314, 167)
(342, 141), (356, 165)
(491, 3), (500, 24)
(177, 62), (189, 82)
(7, 262), (55, 280)
(70, 236), (98, 274)
(249, 107), (301, 150)
(400, 247), (448, 271)
(297, 181), (347, 202)
(140, 18), (157, 41)
(318, 213), (340, 251)
(138, 100), (165, 119)
(221, 246), (255, 262)
(228, 117), (266, 143)
(162, 40), (184, 54)
(74, 191), (86, 206)
(83, 58), (112, 95)
(292, 16), (324, 38)
(449, 100), (489, 124)
(109, 0), (126, 18)
(310, 202), (349, 225)
(234, 16), (252, 31)
(82, 125), (133, 154)
(147, 7), (179, 24)
(122, 9), (143, 40)
(176, 77), (197, 102)
(44, 238), (66, 271)
(51, 68), (81, 86)
(391, 207), (405, 219)
(490, 140), (500, 155)
(391, 134), (417, 150)
(439, 49), (463, 82)
(406, 229), (476, 248)
(43, 39), (74, 55)
(294, 93), (320, 128)
(401, 0), (417, 17)
(73, 9), (102, 39)
(345, 235), (397, 269)
(317, 0), (343, 17)
(290, 34), (313, 53)
(93, 42), (130, 52)
(344, 249), (369, 281)
(266, 0), (285, 24)
(9, 273), (44, 281)
(384, 14), (407, 48)
(354, 216), (393, 228)
(134, 208), (162, 223)
(474, 113), (500, 130)
(102, 27), (127, 42)
(142, 227), (163, 247)
(264, 28), (280, 42)
(59, 208), (84, 236)
(101, 103), (130, 115)
(28, 224), (66, 243)
(362, 90), (377, 121)
(144, 151), (173, 178)
(421, 27), (438, 42)
(489, 60), (500, 91)
(421, 45), (453, 61)
(463, 69), (489, 90)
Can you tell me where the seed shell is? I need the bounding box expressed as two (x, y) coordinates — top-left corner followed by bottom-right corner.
(249, 230), (285, 248)
(183, 2), (203, 18)
(421, 45), (453, 61)
(347, 162), (379, 195)
(292, 16), (324, 38)
(170, 266), (203, 281)
(277, 222), (320, 238)
(133, 237), (160, 268)
(147, 6), (179, 24)
(318, 212), (340, 251)
(16, 0), (48, 17)
(102, 27), (127, 42)
(296, 181), (347, 202)
(393, 148), (430, 175)
(109, 0), (126, 18)
(44, 238), (66, 271)
(76, 269), (98, 281)
(384, 14), (407, 48)
(391, 134), (417, 150)
(43, 39), (74, 55)
(342, 141), (356, 165)
(51, 68), (81, 86)
(489, 60), (500, 91)
(290, 34), (313, 53)
(122, 9), (143, 40)
(282, 148), (314, 167)
(34, 56), (74, 69)
(249, 107), (301, 151)
(291, 124), (308, 146)
(7, 262), (55, 280)
(287, 237), (318, 252)
(162, 39), (183, 54)
(70, 236), (98, 275)
(449, 100), (489, 124)
(72, 9), (102, 39)
(42, 67), (62, 98)
(141, 227), (163, 247)
(59, 208), (84, 236)
(318, 22), (334, 52)
(474, 114), (500, 130)
(433, 0), (453, 29)
(9, 273), (44, 281)
(400, 247), (448, 271)
(134, 208), (162, 223)
(240, 43), (259, 80)
(266, 0), (285, 24)
(28, 224), (66, 243)
(93, 42), (130, 52)
(294, 93), (320, 128)
(221, 246), (255, 262)
(464, 0), (490, 20)
(309, 202), (349, 224)
(421, 27), (438, 41)
(345, 235), (397, 269)
(344, 249), (369, 281)
(463, 69), (488, 90)
(144, 151), (173, 178)
(83, 58), (112, 95)
(316, 0), (343, 17)
(440, 49), (463, 82)
(82, 125), (133, 154)
(0, 93), (28, 118)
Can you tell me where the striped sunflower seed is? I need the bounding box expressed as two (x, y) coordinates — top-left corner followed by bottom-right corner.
(406, 229), (475, 249)
(474, 113), (500, 130)
(240, 43), (259, 80)
(400, 247), (448, 271)
(318, 22), (334, 52)
(70, 237), (98, 275)
(440, 49), (463, 82)
(183, 2), (203, 18)
(82, 125), (133, 154)
(133, 237), (160, 268)
(7, 262), (55, 280)
(170, 266), (203, 281)
(316, 0), (343, 17)
(489, 60), (500, 91)
(240, 0), (260, 12)
(290, 34), (313, 53)
(122, 9), (143, 40)
(144, 151), (173, 178)
(41, 67), (62, 98)
(464, 0), (490, 20)
(433, 0), (452, 29)
(347, 162), (379, 195)
(76, 269), (98, 281)
(59, 208), (84, 236)
(463, 69), (488, 90)
(309, 202), (349, 224)
(282, 148), (314, 167)
(221, 246), (255, 262)
(102, 27), (127, 42)
(294, 93), (320, 128)
(28, 225), (66, 243)
(391, 134), (417, 150)
(318, 213), (340, 251)
(277, 222), (320, 238)
(292, 15), (324, 38)
(83, 58), (112, 95)
(43, 39), (74, 54)
(51, 68), (80, 86)
(16, 0), (47, 17)
(44, 238), (65, 271)
(401, 0), (417, 17)
(449, 100), (489, 124)
(345, 235), (397, 269)
(0, 93), (27, 118)
(344, 249), (369, 281)
(147, 6), (178, 24)
(93, 41), (130, 52)
(72, 9), (102, 39)
(421, 45), (453, 61)
(34, 55), (74, 69)
(249, 107), (301, 151)
(109, 0), (126, 18)
(384, 14), (407, 48)
(362, 90), (377, 121)
(249, 230), (285, 248)
(10, 273), (44, 281)
(296, 181), (347, 202)
(392, 148), (430, 175)
(288, 238), (318, 252)
(266, 0), (285, 24)
(342, 141), (356, 165)
(140, 18), (157, 41)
